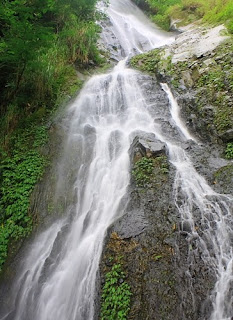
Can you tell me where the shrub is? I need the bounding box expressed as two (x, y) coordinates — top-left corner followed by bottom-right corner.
(100, 263), (132, 320)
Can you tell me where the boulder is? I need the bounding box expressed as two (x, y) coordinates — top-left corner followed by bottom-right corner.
(129, 134), (166, 163)
(219, 129), (233, 142)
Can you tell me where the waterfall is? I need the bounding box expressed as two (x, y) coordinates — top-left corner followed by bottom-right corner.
(0, 0), (232, 320)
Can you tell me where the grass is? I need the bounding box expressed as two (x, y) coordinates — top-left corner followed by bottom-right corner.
(136, 0), (233, 32)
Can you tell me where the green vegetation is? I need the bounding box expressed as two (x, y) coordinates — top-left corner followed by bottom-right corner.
(214, 164), (233, 193)
(133, 0), (233, 32)
(131, 50), (174, 79)
(225, 143), (233, 159)
(100, 262), (132, 320)
(0, 0), (103, 272)
(131, 49), (161, 74)
(0, 124), (48, 271)
(131, 39), (233, 142)
(132, 156), (169, 187)
(147, 0), (182, 30)
(194, 42), (233, 136)
(0, 0), (101, 127)
(132, 157), (154, 186)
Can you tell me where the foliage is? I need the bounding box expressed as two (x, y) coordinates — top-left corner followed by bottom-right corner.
(132, 156), (168, 187)
(132, 39), (233, 138)
(158, 156), (169, 174)
(145, 0), (182, 30)
(172, 0), (233, 33)
(130, 49), (161, 73)
(100, 263), (132, 320)
(225, 142), (233, 159)
(132, 157), (154, 186)
(0, 0), (100, 122)
(214, 106), (233, 134)
(134, 0), (233, 32)
(0, 125), (48, 271)
(0, 0), (102, 272)
(195, 43), (233, 134)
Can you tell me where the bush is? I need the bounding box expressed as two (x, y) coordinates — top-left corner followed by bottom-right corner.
(0, 125), (48, 271)
(100, 263), (132, 320)
(144, 0), (233, 32)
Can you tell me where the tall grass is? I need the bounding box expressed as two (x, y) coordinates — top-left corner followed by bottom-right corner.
(144, 0), (233, 31)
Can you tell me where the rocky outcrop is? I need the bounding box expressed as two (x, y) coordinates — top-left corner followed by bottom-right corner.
(98, 24), (233, 320)
(129, 134), (166, 163)
(131, 25), (233, 146)
(98, 135), (227, 320)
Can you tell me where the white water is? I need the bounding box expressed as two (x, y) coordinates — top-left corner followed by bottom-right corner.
(161, 83), (196, 142)
(99, 0), (174, 57)
(1, 1), (233, 320)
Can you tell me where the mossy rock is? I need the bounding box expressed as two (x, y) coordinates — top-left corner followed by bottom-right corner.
(213, 164), (233, 193)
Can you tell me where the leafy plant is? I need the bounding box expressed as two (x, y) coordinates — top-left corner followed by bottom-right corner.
(225, 142), (233, 159)
(0, 0), (103, 272)
(0, 125), (48, 271)
(132, 157), (154, 186)
(132, 156), (169, 187)
(158, 156), (169, 174)
(100, 263), (132, 320)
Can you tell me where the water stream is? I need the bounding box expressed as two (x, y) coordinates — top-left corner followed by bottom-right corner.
(0, 0), (232, 319)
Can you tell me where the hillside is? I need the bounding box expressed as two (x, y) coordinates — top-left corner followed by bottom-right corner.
(133, 0), (233, 32)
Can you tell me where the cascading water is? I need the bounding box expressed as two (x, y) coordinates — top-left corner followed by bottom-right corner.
(0, 0), (232, 320)
(161, 86), (233, 320)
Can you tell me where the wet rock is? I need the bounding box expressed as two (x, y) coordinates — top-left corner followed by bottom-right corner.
(181, 139), (196, 150)
(83, 124), (96, 135)
(99, 130), (219, 320)
(208, 157), (229, 171)
(202, 58), (217, 67)
(130, 135), (166, 162)
(140, 139), (166, 157)
(218, 129), (233, 142)
(112, 209), (148, 239)
(179, 220), (193, 234)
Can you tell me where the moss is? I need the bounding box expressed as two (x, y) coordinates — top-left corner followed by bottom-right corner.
(213, 164), (233, 192)
(194, 43), (233, 134)
(130, 49), (161, 74)
(214, 106), (233, 133)
(131, 37), (233, 140)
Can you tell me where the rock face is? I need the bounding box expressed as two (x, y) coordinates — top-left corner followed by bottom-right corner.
(99, 139), (180, 320)
(98, 135), (230, 320)
(164, 25), (229, 63)
(131, 26), (233, 146)
(129, 135), (166, 162)
(98, 25), (233, 320)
